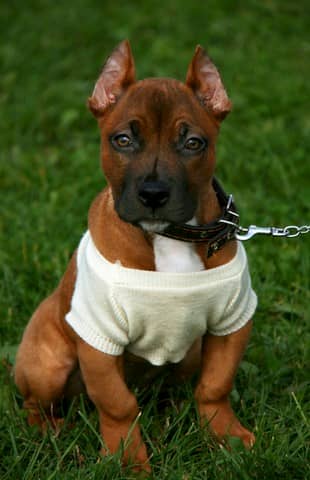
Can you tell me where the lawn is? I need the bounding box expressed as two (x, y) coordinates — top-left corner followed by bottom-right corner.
(0, 0), (309, 478)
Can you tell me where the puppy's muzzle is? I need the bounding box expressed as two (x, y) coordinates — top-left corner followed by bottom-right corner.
(138, 180), (170, 210)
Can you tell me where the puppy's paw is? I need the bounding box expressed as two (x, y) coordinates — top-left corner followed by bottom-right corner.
(199, 398), (255, 449)
(100, 440), (151, 474)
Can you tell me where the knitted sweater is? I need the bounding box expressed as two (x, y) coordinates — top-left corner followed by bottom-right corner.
(66, 231), (257, 366)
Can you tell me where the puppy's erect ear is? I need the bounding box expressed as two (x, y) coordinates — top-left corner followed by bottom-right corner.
(88, 40), (135, 117)
(186, 46), (232, 121)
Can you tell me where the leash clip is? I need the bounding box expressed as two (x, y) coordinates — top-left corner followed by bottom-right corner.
(236, 225), (274, 241)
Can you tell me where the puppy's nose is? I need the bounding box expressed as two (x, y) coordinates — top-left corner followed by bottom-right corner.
(138, 180), (170, 209)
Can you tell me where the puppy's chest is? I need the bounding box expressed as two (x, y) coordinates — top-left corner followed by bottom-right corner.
(153, 235), (205, 273)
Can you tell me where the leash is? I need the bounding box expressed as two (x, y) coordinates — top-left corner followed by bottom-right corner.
(158, 178), (309, 257)
(233, 223), (309, 240)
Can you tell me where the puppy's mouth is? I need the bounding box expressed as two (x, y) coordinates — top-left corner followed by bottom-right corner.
(139, 216), (199, 234)
(139, 220), (170, 233)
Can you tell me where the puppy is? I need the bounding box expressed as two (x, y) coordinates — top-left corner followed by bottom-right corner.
(15, 41), (257, 471)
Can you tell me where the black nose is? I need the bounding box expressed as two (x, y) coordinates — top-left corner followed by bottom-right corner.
(138, 180), (170, 209)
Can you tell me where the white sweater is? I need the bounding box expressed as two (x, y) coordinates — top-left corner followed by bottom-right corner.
(66, 231), (257, 366)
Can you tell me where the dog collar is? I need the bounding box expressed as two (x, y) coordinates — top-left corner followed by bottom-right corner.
(157, 178), (239, 257)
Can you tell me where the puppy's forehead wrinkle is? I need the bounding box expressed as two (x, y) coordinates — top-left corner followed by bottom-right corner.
(128, 79), (194, 118)
(112, 84), (193, 140)
(109, 78), (217, 140)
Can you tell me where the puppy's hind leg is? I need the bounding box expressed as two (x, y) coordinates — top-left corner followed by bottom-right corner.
(15, 293), (77, 431)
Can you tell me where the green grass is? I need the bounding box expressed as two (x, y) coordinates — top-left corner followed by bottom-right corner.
(0, 0), (309, 478)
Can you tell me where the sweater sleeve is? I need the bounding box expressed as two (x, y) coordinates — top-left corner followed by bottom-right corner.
(207, 253), (257, 336)
(65, 233), (129, 356)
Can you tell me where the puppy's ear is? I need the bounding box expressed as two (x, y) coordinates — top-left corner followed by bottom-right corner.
(186, 46), (232, 121)
(88, 40), (135, 117)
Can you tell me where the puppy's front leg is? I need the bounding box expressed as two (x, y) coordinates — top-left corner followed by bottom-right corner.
(195, 321), (255, 448)
(77, 341), (150, 471)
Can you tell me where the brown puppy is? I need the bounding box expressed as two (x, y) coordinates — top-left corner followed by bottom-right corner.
(15, 41), (256, 471)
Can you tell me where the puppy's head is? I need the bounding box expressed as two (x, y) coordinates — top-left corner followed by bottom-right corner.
(88, 41), (231, 232)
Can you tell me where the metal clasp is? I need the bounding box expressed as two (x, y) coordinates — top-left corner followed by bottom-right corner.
(236, 225), (289, 241)
(236, 225), (270, 240)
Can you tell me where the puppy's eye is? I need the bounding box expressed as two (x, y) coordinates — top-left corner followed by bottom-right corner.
(114, 134), (132, 148)
(184, 137), (205, 151)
